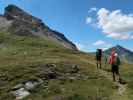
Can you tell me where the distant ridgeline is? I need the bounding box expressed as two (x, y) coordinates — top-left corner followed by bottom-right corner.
(0, 4), (77, 50)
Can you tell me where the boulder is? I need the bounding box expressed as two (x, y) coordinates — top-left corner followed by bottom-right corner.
(11, 88), (30, 100)
(71, 65), (80, 73)
(11, 79), (43, 99)
(24, 79), (43, 90)
(39, 64), (58, 80)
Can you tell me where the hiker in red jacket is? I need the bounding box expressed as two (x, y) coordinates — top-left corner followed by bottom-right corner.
(109, 50), (121, 82)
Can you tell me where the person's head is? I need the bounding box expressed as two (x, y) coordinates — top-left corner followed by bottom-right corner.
(111, 48), (116, 55)
(98, 48), (102, 51)
(97, 48), (101, 52)
(112, 48), (116, 52)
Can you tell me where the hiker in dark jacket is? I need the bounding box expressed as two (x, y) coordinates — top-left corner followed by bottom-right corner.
(96, 49), (102, 69)
(109, 53), (121, 82)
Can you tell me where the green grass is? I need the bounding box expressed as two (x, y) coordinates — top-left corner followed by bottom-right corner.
(25, 78), (114, 100)
(0, 32), (132, 100)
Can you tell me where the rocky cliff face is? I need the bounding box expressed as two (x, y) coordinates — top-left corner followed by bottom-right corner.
(0, 4), (77, 50)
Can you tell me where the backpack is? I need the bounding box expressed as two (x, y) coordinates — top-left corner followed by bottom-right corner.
(112, 56), (121, 66)
(96, 49), (102, 57)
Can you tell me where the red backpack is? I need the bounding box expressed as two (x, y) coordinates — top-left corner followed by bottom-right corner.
(109, 55), (115, 64)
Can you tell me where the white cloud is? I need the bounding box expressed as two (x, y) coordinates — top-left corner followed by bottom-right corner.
(131, 35), (133, 39)
(75, 42), (93, 52)
(93, 40), (105, 46)
(93, 40), (112, 50)
(75, 41), (112, 52)
(88, 7), (97, 13)
(131, 48), (133, 52)
(86, 17), (92, 24)
(97, 8), (133, 40)
(106, 33), (130, 40)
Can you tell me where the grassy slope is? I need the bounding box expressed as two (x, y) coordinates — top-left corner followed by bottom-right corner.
(0, 32), (132, 100)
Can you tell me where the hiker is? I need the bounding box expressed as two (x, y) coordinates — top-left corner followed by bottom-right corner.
(96, 49), (102, 69)
(109, 52), (121, 82)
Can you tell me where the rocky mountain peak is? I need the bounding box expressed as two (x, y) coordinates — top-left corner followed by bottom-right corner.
(4, 4), (27, 19)
(4, 4), (44, 27)
(5, 4), (23, 14)
(1, 4), (77, 50)
(115, 45), (125, 50)
(116, 44), (122, 48)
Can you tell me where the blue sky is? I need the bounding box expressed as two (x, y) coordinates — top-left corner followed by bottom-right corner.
(0, 0), (133, 52)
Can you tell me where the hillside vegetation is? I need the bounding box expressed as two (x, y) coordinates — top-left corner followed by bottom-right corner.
(0, 32), (133, 100)
(0, 32), (111, 100)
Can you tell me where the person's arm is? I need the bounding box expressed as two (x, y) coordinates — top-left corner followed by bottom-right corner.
(108, 56), (112, 64)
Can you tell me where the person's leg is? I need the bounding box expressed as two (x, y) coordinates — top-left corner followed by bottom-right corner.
(99, 60), (102, 69)
(113, 72), (116, 81)
(117, 74), (120, 82)
(97, 56), (100, 69)
(96, 60), (99, 69)
(116, 66), (120, 82)
(112, 65), (116, 81)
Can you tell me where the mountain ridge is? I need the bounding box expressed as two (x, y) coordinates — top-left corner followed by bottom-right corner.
(0, 4), (77, 50)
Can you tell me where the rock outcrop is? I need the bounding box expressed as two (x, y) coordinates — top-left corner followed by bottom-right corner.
(11, 79), (43, 100)
(10, 63), (82, 99)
